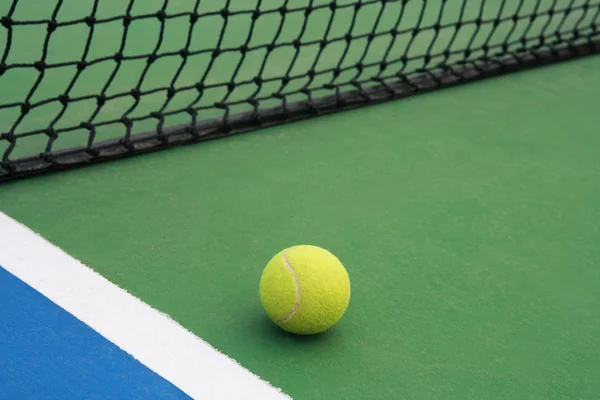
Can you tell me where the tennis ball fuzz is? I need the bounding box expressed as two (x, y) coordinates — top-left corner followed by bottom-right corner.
(259, 245), (351, 335)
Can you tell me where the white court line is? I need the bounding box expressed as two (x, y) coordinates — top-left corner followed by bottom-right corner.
(0, 212), (291, 400)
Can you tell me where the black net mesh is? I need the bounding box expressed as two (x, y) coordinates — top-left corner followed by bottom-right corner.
(1, 0), (599, 181)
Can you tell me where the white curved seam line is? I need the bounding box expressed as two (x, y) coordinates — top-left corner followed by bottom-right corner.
(278, 250), (300, 324)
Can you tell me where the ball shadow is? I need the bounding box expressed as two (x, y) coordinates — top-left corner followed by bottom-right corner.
(252, 313), (337, 344)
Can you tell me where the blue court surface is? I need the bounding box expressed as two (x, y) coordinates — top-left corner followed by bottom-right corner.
(0, 266), (191, 400)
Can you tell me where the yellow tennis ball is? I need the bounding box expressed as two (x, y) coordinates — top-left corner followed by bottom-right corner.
(259, 245), (351, 335)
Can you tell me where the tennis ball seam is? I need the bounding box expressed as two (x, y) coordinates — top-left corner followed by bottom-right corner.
(278, 250), (300, 324)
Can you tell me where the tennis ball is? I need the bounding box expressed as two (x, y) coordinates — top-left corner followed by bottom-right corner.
(259, 245), (351, 335)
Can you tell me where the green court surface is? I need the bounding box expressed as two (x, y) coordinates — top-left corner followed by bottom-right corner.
(2, 54), (600, 400)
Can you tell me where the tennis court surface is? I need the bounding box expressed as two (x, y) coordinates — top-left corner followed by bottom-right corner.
(1, 1), (600, 399)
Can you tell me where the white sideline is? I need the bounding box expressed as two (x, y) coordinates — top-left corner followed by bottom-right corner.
(0, 212), (291, 400)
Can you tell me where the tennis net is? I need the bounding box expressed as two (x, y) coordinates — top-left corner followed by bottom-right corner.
(1, 0), (599, 181)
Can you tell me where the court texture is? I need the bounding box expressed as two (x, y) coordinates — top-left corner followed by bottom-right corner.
(1, 0), (599, 399)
